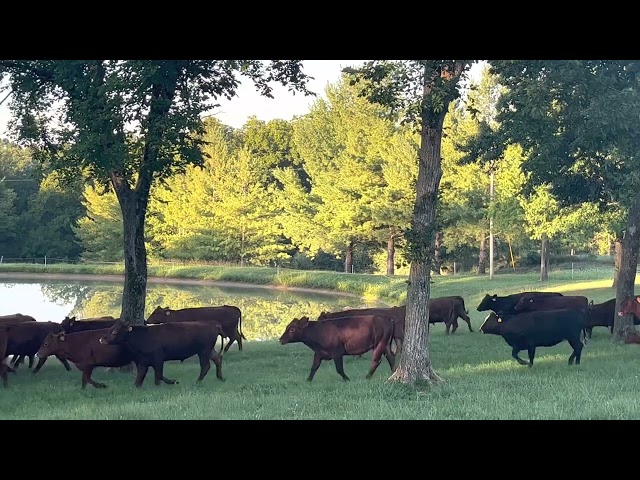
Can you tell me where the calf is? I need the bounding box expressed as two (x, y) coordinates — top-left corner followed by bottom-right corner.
(61, 316), (118, 333)
(586, 299), (640, 338)
(513, 294), (588, 313)
(477, 291), (563, 315)
(36, 330), (135, 389)
(279, 315), (395, 382)
(99, 321), (225, 387)
(146, 305), (245, 354)
(1, 322), (72, 373)
(480, 310), (586, 367)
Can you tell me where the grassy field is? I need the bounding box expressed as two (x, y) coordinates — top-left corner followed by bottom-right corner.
(3, 263), (640, 420)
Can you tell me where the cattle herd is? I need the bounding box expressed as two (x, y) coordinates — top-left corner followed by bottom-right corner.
(2, 291), (640, 390)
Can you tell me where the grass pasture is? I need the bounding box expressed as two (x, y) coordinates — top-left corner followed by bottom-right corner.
(2, 264), (640, 420)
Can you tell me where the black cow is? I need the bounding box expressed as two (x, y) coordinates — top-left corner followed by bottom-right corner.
(476, 291), (563, 315)
(480, 310), (586, 367)
(36, 330), (135, 389)
(513, 294), (588, 313)
(585, 298), (640, 337)
(60, 316), (118, 333)
(0, 322), (72, 374)
(99, 321), (225, 387)
(279, 315), (395, 381)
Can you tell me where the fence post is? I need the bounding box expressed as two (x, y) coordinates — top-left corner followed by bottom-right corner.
(44, 255), (47, 267)
(571, 262), (574, 280)
(453, 261), (457, 275)
(0, 256), (3, 264)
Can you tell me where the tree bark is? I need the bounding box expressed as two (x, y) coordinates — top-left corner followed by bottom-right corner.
(386, 233), (395, 276)
(540, 234), (549, 282)
(489, 167), (495, 280)
(614, 199), (640, 340)
(344, 242), (354, 273)
(612, 236), (622, 288)
(478, 235), (486, 274)
(113, 181), (150, 325)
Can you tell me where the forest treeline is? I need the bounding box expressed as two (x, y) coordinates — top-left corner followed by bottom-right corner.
(0, 67), (617, 275)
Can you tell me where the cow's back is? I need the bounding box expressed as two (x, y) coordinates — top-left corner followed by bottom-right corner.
(0, 314), (36, 324)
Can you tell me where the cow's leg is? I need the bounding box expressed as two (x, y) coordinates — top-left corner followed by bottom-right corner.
(445, 322), (451, 335)
(57, 356), (72, 371)
(134, 363), (149, 387)
(10, 354), (23, 368)
(333, 356), (350, 381)
(32, 355), (48, 374)
(586, 327), (593, 339)
(196, 353), (211, 383)
(527, 347), (536, 367)
(568, 338), (583, 365)
(307, 352), (322, 382)
(461, 313), (473, 332)
(383, 343), (396, 372)
(0, 365), (8, 388)
(366, 342), (388, 379)
(236, 329), (243, 351)
(153, 362), (177, 386)
(511, 347), (529, 365)
(82, 366), (107, 389)
(28, 355), (35, 368)
(220, 336), (235, 355)
(451, 320), (459, 334)
(210, 349), (224, 381)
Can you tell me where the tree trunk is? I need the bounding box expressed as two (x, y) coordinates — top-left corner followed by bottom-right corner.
(432, 231), (443, 275)
(489, 168), (495, 280)
(540, 234), (549, 282)
(344, 242), (353, 273)
(117, 190), (149, 325)
(612, 236), (622, 288)
(478, 236), (486, 274)
(389, 123), (447, 386)
(386, 234), (395, 276)
(614, 200), (640, 340)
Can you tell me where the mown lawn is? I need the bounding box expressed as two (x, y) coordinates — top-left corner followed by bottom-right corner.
(2, 270), (639, 420)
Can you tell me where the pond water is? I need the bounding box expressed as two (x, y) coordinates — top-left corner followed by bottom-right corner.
(0, 276), (384, 341)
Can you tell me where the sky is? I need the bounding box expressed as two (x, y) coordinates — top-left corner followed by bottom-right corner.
(0, 60), (486, 136)
(0, 282), (74, 322)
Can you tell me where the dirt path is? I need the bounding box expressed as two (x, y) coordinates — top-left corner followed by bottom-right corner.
(0, 271), (369, 300)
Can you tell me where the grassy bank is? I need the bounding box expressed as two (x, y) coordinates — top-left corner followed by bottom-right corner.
(0, 261), (620, 305)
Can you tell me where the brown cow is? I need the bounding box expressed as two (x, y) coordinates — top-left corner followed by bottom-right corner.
(61, 316), (118, 333)
(0, 322), (72, 374)
(146, 305), (245, 354)
(36, 330), (135, 389)
(279, 315), (395, 382)
(513, 294), (589, 313)
(0, 313), (37, 324)
(98, 321), (225, 387)
(618, 296), (640, 319)
(429, 296), (473, 334)
(586, 298), (640, 338)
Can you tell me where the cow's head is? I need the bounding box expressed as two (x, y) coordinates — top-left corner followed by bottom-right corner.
(99, 321), (133, 345)
(513, 296), (534, 312)
(146, 306), (171, 324)
(61, 316), (76, 331)
(480, 312), (502, 335)
(36, 332), (65, 360)
(618, 297), (640, 317)
(317, 311), (328, 320)
(476, 294), (498, 312)
(280, 317), (310, 345)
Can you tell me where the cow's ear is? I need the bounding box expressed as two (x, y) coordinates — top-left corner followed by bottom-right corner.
(497, 318), (502, 323)
(529, 298), (534, 303)
(636, 297), (640, 304)
(492, 295), (497, 300)
(128, 326), (133, 331)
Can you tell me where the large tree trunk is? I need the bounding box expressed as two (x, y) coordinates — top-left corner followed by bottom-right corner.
(614, 201), (640, 340)
(489, 168), (495, 279)
(386, 233), (395, 276)
(389, 123), (449, 384)
(344, 242), (354, 273)
(540, 234), (549, 282)
(478, 235), (486, 274)
(612, 236), (622, 288)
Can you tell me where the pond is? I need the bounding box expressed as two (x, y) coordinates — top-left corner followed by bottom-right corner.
(0, 276), (384, 341)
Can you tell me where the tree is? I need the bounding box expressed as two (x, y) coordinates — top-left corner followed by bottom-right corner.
(488, 60), (640, 340)
(0, 60), (313, 324)
(345, 60), (472, 386)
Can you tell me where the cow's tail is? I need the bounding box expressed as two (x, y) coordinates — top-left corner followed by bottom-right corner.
(461, 298), (469, 315)
(389, 319), (397, 355)
(239, 309), (246, 340)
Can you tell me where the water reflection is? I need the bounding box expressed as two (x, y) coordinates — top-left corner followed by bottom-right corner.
(0, 279), (383, 341)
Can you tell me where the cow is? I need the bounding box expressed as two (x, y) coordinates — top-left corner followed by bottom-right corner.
(279, 315), (395, 382)
(617, 296), (640, 319)
(429, 296), (473, 334)
(61, 316), (118, 334)
(0, 322), (72, 374)
(476, 291), (563, 315)
(513, 294), (589, 313)
(35, 330), (135, 389)
(318, 306), (405, 354)
(98, 321), (225, 387)
(0, 313), (36, 324)
(479, 310), (586, 367)
(146, 305), (245, 354)
(585, 298), (640, 338)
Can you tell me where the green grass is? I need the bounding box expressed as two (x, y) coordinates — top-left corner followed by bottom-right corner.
(3, 265), (640, 419)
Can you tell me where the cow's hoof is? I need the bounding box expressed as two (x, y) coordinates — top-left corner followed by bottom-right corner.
(96, 383), (107, 389)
